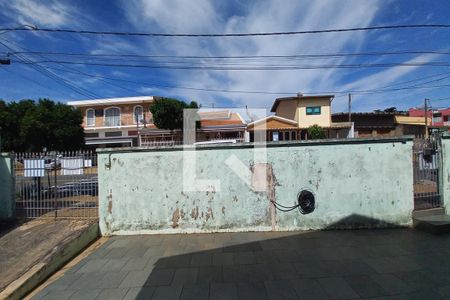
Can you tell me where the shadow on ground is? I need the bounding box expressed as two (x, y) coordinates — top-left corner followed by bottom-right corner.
(33, 215), (450, 299)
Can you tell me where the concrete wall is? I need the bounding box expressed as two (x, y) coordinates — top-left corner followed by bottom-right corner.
(442, 135), (450, 214)
(98, 137), (414, 235)
(0, 153), (15, 220)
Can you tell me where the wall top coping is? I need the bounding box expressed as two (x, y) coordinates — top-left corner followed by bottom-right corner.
(96, 136), (414, 154)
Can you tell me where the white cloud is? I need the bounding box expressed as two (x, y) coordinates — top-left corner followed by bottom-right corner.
(0, 0), (83, 27)
(341, 54), (439, 91)
(3, 0), (442, 110)
(119, 0), (386, 109)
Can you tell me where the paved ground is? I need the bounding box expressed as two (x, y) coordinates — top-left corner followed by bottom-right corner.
(32, 229), (450, 299)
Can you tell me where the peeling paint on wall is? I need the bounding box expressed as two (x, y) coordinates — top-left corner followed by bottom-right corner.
(172, 208), (180, 228)
(191, 206), (199, 220)
(97, 138), (415, 235)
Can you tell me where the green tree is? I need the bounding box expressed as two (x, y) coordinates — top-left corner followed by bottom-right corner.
(149, 97), (199, 131)
(307, 124), (327, 140)
(0, 99), (84, 152)
(384, 107), (397, 113)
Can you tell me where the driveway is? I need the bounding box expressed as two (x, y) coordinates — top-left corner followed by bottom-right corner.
(32, 229), (450, 299)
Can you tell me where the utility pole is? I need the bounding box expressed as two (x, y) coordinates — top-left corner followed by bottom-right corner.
(425, 98), (429, 139)
(135, 110), (140, 147)
(348, 93), (352, 123)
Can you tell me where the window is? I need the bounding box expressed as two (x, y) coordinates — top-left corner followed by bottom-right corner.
(284, 132), (290, 141)
(291, 131), (297, 140)
(105, 131), (122, 137)
(104, 107), (120, 127)
(86, 109), (95, 126)
(272, 132), (279, 141)
(432, 112), (442, 123)
(85, 132), (99, 138)
(134, 105), (144, 124)
(306, 106), (321, 115)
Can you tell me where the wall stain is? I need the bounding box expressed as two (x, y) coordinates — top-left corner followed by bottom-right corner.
(222, 206), (226, 215)
(266, 164), (277, 231)
(191, 206), (199, 220)
(233, 196), (238, 202)
(172, 208), (180, 228)
(108, 200), (113, 213)
(205, 207), (214, 221)
(107, 189), (113, 213)
(104, 217), (111, 233)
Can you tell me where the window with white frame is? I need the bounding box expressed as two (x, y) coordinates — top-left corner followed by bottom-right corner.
(104, 107), (120, 126)
(86, 108), (95, 126)
(134, 105), (144, 124)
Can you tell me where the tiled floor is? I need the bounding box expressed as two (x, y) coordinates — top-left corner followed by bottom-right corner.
(32, 229), (450, 299)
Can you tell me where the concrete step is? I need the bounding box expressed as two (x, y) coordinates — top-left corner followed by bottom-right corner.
(413, 214), (450, 234)
(412, 207), (445, 218)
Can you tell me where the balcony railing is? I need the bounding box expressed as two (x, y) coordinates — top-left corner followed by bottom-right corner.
(104, 117), (120, 127)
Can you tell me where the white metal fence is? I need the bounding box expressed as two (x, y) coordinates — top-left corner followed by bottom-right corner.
(14, 150), (98, 219)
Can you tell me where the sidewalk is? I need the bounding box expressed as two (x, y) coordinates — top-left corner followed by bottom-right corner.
(31, 229), (450, 299)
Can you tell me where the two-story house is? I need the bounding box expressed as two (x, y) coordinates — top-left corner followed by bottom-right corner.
(247, 94), (352, 141)
(409, 107), (450, 133)
(68, 96), (156, 148)
(69, 96), (248, 148)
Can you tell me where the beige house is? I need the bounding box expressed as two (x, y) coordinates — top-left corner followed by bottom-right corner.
(68, 96), (156, 147)
(248, 94), (352, 141)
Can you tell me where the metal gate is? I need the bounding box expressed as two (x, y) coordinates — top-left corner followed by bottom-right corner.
(14, 150), (98, 219)
(413, 135), (442, 210)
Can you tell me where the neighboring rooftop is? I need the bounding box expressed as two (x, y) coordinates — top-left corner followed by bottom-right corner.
(270, 94), (334, 112)
(199, 110), (246, 128)
(332, 111), (408, 116)
(67, 96), (156, 107)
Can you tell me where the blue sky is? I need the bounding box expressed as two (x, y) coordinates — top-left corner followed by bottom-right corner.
(1, 0), (450, 112)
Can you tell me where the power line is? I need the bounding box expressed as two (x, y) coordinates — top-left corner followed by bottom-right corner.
(2, 24), (450, 37)
(433, 95), (450, 102)
(41, 63), (450, 96)
(41, 64), (296, 95)
(15, 59), (450, 70)
(6, 49), (450, 60)
(0, 39), (100, 99)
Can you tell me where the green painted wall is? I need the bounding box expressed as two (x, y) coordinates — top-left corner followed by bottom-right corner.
(0, 153), (14, 220)
(442, 135), (450, 214)
(98, 138), (414, 235)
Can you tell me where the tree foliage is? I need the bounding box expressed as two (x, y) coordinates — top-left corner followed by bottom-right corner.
(0, 99), (84, 152)
(149, 97), (199, 131)
(307, 124), (327, 140)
